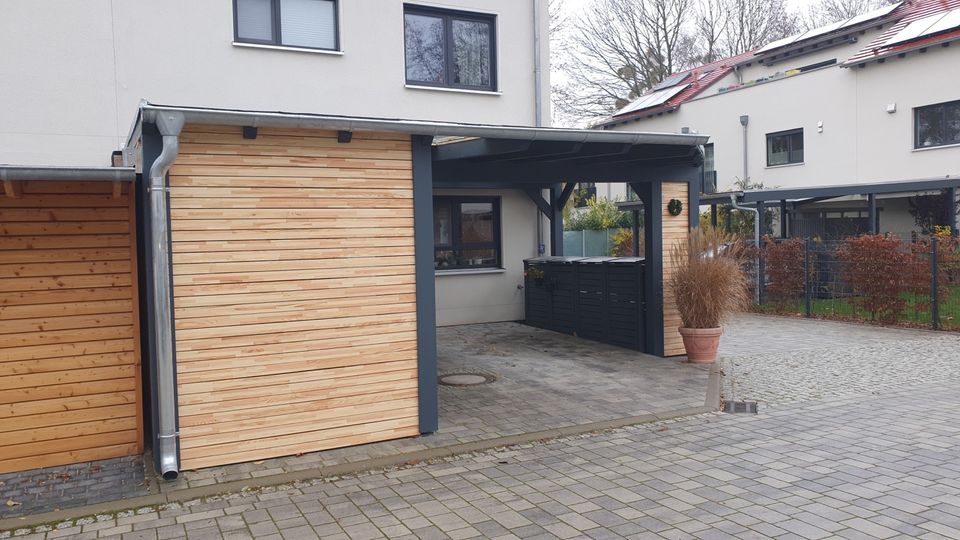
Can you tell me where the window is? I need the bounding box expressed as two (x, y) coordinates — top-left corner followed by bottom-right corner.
(234, 0), (338, 51)
(766, 129), (804, 166)
(434, 197), (501, 270)
(915, 100), (960, 149)
(404, 5), (496, 91)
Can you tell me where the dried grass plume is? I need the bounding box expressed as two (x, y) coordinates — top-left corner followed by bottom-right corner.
(669, 227), (750, 329)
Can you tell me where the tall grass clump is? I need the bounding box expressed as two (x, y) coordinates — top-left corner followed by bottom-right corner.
(669, 227), (750, 329)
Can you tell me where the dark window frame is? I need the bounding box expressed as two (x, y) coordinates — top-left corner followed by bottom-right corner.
(233, 0), (340, 52)
(766, 128), (804, 166)
(434, 196), (502, 271)
(914, 99), (960, 149)
(403, 4), (498, 92)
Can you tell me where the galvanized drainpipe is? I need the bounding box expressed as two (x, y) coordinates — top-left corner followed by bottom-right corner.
(730, 194), (761, 304)
(533, 0), (543, 128)
(148, 110), (185, 480)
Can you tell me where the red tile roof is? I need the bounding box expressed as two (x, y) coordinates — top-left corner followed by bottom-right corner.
(598, 51), (756, 127)
(844, 0), (960, 65)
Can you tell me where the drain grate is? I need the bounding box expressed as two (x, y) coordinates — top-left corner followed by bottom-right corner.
(723, 400), (759, 414)
(439, 372), (496, 386)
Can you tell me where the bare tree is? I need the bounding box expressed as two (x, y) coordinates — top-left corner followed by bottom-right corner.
(802, 0), (895, 29)
(694, 0), (730, 64)
(722, 0), (800, 56)
(553, 0), (697, 123)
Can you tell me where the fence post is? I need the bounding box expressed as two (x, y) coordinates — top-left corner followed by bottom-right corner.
(804, 238), (812, 317)
(931, 236), (940, 330)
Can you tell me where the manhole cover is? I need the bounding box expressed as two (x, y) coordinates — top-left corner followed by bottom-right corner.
(439, 373), (496, 386)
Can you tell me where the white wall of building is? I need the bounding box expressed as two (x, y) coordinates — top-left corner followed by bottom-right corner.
(0, 0), (549, 166)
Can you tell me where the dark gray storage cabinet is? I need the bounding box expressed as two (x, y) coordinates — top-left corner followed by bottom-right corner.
(523, 256), (646, 351)
(523, 257), (582, 334)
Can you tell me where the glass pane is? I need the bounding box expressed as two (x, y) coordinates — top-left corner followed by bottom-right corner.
(452, 19), (492, 87)
(434, 199), (452, 246)
(947, 103), (960, 145)
(703, 144), (715, 172)
(280, 0), (336, 49)
(435, 248), (455, 269)
(405, 13), (445, 84)
(460, 248), (497, 267)
(767, 135), (789, 166)
(789, 131), (804, 163)
(917, 106), (944, 147)
(459, 202), (494, 243)
(237, 0), (274, 42)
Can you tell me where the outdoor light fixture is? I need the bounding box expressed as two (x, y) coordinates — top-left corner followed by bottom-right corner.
(337, 130), (353, 143)
(242, 126), (257, 139)
(739, 115), (749, 126)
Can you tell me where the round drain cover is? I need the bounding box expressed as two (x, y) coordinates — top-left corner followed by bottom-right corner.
(439, 373), (495, 386)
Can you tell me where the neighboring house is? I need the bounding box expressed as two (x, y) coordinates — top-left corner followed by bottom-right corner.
(600, 0), (960, 239)
(0, 0), (705, 477)
(0, 0), (551, 327)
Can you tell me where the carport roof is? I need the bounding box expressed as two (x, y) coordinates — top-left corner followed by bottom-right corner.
(699, 176), (960, 205)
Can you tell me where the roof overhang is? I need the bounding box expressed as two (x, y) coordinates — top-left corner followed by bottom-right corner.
(701, 177), (960, 205)
(0, 165), (136, 182)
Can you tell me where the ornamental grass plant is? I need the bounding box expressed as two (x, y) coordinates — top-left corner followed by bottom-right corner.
(669, 227), (750, 329)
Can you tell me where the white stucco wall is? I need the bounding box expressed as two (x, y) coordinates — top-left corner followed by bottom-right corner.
(433, 189), (543, 326)
(0, 0), (549, 166)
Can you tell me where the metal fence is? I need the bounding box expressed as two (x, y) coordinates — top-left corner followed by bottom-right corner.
(750, 236), (960, 331)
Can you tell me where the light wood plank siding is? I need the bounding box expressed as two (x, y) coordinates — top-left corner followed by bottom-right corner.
(661, 182), (690, 357)
(169, 125), (420, 470)
(0, 181), (142, 474)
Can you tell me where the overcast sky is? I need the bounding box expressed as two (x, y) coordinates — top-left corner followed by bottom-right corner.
(560, 0), (819, 20)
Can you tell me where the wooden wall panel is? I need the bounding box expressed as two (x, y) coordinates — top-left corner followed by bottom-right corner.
(169, 125), (419, 470)
(661, 182), (690, 357)
(0, 181), (142, 474)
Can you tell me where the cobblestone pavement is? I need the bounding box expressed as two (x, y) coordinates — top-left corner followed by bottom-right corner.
(0, 323), (708, 518)
(720, 315), (960, 406)
(0, 457), (149, 520)
(7, 379), (960, 539)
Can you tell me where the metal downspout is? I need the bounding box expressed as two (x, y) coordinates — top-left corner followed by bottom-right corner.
(149, 111), (185, 480)
(533, 0), (543, 127)
(730, 195), (761, 304)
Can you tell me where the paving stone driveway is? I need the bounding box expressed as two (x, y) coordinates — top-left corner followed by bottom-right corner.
(720, 315), (960, 406)
(8, 379), (960, 540)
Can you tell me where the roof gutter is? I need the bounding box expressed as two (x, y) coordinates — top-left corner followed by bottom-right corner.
(139, 103), (709, 146)
(0, 165), (135, 182)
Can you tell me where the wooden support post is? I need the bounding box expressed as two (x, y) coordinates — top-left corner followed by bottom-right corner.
(3, 180), (22, 198)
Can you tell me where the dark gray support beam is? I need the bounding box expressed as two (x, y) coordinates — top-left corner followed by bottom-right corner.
(780, 200), (788, 238)
(558, 182), (577, 209)
(868, 193), (877, 234)
(632, 209), (641, 256)
(411, 135), (438, 434)
(688, 180), (700, 229)
(949, 187), (958, 236)
(524, 189), (552, 216)
(630, 182), (664, 358)
(550, 184), (564, 256)
(710, 205), (718, 227)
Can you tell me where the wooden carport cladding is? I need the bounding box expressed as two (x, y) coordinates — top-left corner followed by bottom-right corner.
(0, 180), (142, 474)
(169, 125), (420, 470)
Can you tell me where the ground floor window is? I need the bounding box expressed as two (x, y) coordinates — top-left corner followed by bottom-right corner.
(766, 128), (804, 166)
(434, 196), (501, 270)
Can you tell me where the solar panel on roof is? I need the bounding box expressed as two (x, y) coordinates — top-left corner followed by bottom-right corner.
(616, 84), (689, 115)
(841, 2), (902, 29)
(755, 34), (800, 54)
(924, 8), (960, 36)
(882, 10), (952, 48)
(651, 72), (691, 91)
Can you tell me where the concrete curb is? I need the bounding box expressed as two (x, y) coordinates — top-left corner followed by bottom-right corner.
(1, 369), (722, 532)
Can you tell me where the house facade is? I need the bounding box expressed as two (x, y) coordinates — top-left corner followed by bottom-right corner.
(600, 0), (960, 239)
(0, 0), (552, 327)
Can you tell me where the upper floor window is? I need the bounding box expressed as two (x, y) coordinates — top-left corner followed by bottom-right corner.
(234, 0), (338, 51)
(915, 100), (960, 149)
(404, 5), (497, 91)
(767, 129), (804, 166)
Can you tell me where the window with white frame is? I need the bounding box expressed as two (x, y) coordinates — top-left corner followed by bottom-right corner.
(234, 0), (338, 51)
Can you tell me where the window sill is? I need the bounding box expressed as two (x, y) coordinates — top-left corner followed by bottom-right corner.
(765, 162), (805, 169)
(232, 42), (344, 56)
(913, 142), (960, 152)
(435, 268), (506, 276)
(405, 84), (501, 96)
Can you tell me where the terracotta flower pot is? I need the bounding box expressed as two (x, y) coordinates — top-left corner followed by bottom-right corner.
(678, 327), (722, 364)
